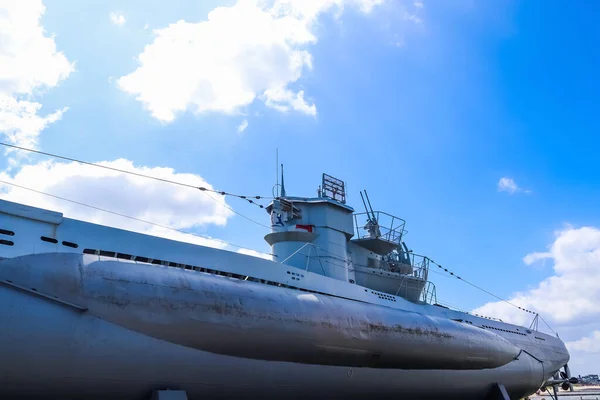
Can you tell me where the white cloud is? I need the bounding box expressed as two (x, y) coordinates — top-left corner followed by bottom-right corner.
(263, 88), (316, 116)
(0, 0), (73, 155)
(567, 331), (600, 354)
(109, 12), (126, 26)
(0, 159), (234, 248)
(472, 226), (600, 374)
(117, 0), (386, 122)
(404, 1), (423, 24)
(0, 95), (67, 154)
(523, 251), (552, 266)
(406, 13), (422, 24)
(0, 0), (73, 96)
(236, 119), (249, 133)
(497, 177), (518, 193)
(497, 177), (530, 194)
(566, 330), (600, 375)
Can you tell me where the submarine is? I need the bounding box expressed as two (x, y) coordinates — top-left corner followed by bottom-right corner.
(0, 172), (573, 399)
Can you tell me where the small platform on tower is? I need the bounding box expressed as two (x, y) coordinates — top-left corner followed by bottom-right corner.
(350, 189), (407, 255)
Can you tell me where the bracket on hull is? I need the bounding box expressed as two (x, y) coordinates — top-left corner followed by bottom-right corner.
(486, 383), (511, 400)
(150, 389), (188, 400)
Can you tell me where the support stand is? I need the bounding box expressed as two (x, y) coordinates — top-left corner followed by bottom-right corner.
(486, 383), (511, 400)
(149, 389), (188, 400)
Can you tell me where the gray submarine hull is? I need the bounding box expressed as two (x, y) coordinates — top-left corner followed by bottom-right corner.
(0, 253), (547, 399)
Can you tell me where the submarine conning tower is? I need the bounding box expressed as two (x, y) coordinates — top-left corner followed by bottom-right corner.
(264, 171), (433, 304)
(265, 173), (356, 283)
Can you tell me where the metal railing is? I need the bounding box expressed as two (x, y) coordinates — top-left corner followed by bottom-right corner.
(393, 275), (437, 304)
(353, 211), (407, 244)
(280, 242), (328, 276)
(420, 281), (437, 304)
(278, 242), (439, 304)
(384, 251), (431, 281)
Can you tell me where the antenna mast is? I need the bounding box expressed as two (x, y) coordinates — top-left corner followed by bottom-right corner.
(280, 164), (286, 197)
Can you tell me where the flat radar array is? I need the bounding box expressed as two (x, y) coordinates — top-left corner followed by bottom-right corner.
(321, 173), (346, 204)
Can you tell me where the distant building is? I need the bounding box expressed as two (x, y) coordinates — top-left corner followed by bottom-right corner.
(580, 374), (600, 385)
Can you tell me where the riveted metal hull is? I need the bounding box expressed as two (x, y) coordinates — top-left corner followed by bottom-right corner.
(0, 253), (560, 399)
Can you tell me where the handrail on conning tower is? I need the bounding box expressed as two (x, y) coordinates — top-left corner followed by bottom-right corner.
(353, 211), (408, 244)
(279, 242), (328, 276)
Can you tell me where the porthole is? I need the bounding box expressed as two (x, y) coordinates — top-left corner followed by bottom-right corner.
(40, 236), (58, 244)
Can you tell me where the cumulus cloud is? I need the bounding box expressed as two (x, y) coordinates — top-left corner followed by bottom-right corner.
(0, 0), (73, 96)
(0, 1), (275, 260)
(566, 329), (600, 375)
(0, 159), (234, 248)
(522, 251), (552, 266)
(117, 0), (388, 122)
(0, 0), (73, 155)
(237, 119), (249, 133)
(263, 88), (316, 116)
(497, 177), (530, 194)
(0, 96), (67, 152)
(473, 226), (600, 374)
(405, 0), (423, 24)
(109, 12), (126, 26)
(567, 331), (600, 353)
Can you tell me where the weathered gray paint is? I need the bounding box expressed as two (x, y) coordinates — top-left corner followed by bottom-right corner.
(0, 253), (568, 400)
(1, 253), (520, 370)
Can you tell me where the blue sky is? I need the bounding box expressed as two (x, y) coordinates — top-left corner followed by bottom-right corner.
(1, 0), (600, 374)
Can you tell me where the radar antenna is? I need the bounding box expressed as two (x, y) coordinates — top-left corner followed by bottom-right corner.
(321, 173), (346, 203)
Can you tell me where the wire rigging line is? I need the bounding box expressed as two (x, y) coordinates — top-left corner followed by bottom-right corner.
(0, 142), (271, 228)
(198, 191), (270, 229)
(538, 314), (558, 336)
(0, 179), (273, 257)
(429, 259), (537, 316)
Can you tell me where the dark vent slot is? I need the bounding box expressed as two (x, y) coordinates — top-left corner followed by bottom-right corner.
(99, 250), (114, 257)
(0, 229), (15, 236)
(62, 241), (78, 248)
(135, 256), (149, 263)
(41, 236), (58, 244)
(151, 259), (162, 265)
(0, 239), (14, 246)
(83, 248), (97, 255)
(116, 253), (132, 260)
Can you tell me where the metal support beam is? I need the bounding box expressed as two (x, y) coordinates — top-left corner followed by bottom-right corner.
(149, 389), (188, 400)
(486, 383), (511, 400)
